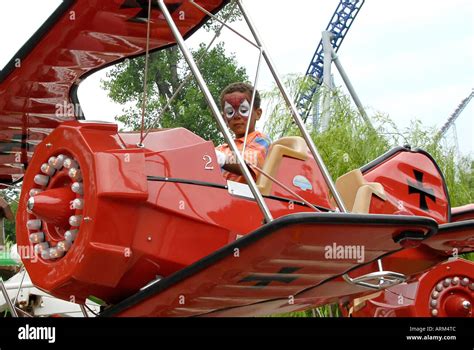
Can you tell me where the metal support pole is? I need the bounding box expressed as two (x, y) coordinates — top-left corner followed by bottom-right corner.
(158, 0), (273, 222)
(237, 0), (348, 213)
(321, 31), (334, 131)
(332, 53), (374, 131)
(80, 304), (89, 317)
(0, 279), (18, 317)
(311, 93), (321, 132)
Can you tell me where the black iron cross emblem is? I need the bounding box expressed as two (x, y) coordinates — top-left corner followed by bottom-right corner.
(120, 0), (181, 23)
(239, 267), (301, 288)
(407, 170), (436, 211)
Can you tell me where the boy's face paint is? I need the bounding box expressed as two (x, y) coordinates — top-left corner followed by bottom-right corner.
(223, 97), (251, 120)
(222, 91), (261, 138)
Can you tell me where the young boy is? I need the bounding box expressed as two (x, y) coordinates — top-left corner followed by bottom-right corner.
(215, 82), (271, 183)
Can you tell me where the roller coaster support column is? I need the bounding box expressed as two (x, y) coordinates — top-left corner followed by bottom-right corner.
(321, 31), (374, 132)
(321, 31), (335, 131)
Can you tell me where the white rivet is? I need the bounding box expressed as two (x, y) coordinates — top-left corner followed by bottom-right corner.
(41, 249), (51, 260)
(72, 198), (84, 210)
(29, 189), (42, 197)
(430, 299), (438, 308)
(436, 283), (444, 292)
(71, 182), (83, 195)
(27, 197), (35, 212)
(27, 219), (42, 230)
(147, 236), (152, 241)
(452, 277), (460, 285)
(462, 300), (471, 310)
(34, 242), (49, 255)
(56, 240), (72, 253)
(34, 174), (49, 187)
(64, 229), (78, 242)
(49, 247), (64, 259)
(469, 283), (474, 291)
(68, 168), (82, 181)
(63, 158), (78, 170)
(443, 278), (452, 287)
(431, 309), (438, 317)
(461, 278), (469, 286)
(69, 215), (83, 227)
(41, 163), (55, 176)
(432, 291), (439, 299)
(48, 156), (56, 167)
(52, 154), (66, 169)
(29, 232), (45, 244)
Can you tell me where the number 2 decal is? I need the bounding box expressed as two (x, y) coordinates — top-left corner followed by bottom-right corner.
(203, 155), (214, 170)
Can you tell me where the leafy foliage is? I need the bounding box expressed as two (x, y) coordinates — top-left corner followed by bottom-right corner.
(264, 76), (473, 204)
(101, 1), (247, 145)
(102, 43), (247, 144)
(1, 186), (20, 243)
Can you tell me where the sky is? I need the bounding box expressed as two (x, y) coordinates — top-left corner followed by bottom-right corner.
(1, 0), (473, 155)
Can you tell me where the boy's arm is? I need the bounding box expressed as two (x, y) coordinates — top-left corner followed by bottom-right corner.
(222, 163), (257, 177)
(216, 149), (256, 176)
(222, 163), (243, 175)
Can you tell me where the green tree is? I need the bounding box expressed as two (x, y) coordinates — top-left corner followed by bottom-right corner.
(264, 75), (473, 203)
(1, 185), (20, 243)
(101, 3), (248, 145)
(263, 76), (390, 179)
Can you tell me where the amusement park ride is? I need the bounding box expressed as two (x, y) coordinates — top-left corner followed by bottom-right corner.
(0, 0), (472, 318)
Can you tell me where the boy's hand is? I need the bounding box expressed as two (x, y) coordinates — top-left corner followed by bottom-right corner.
(215, 150), (227, 167)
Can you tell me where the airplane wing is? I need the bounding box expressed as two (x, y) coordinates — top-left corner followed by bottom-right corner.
(99, 212), (437, 317)
(0, 0), (229, 186)
(421, 220), (474, 255)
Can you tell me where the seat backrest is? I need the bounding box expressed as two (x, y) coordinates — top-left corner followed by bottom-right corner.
(269, 137), (309, 155)
(256, 136), (335, 210)
(335, 169), (386, 213)
(257, 137), (308, 195)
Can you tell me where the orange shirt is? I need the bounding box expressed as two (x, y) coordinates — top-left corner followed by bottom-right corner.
(216, 131), (271, 183)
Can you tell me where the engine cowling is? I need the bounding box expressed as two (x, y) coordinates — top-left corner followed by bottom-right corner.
(17, 121), (154, 303)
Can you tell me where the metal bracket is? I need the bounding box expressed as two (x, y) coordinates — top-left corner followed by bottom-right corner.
(0, 278), (18, 317)
(343, 271), (407, 290)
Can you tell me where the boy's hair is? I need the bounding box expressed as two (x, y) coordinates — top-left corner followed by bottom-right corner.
(220, 82), (261, 109)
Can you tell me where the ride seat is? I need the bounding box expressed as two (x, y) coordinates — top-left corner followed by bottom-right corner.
(257, 136), (308, 195)
(335, 169), (386, 213)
